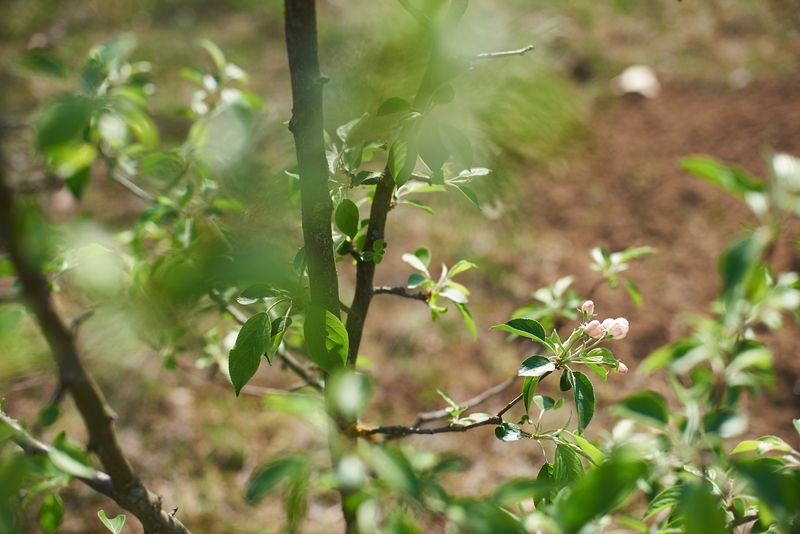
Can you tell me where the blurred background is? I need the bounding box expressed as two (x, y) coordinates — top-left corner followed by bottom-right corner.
(1, 0), (799, 532)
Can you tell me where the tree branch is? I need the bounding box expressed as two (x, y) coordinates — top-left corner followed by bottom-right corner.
(413, 376), (516, 426)
(0, 410), (116, 498)
(345, 174), (394, 366)
(0, 139), (190, 533)
(474, 44), (535, 60)
(284, 0), (340, 321)
(361, 393), (523, 440)
(372, 286), (429, 302)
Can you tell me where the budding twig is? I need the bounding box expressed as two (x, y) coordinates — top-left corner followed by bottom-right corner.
(413, 376), (517, 425)
(474, 44), (535, 60)
(372, 286), (429, 302)
(360, 393), (523, 440)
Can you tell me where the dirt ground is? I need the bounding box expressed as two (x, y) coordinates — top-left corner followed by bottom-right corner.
(3, 6), (800, 529)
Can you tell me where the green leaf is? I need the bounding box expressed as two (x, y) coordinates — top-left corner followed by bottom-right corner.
(97, 510), (126, 534)
(719, 234), (764, 300)
(554, 444), (583, 487)
(448, 260), (476, 278)
(20, 49), (67, 78)
(681, 156), (764, 198)
(48, 447), (98, 479)
(455, 303), (477, 341)
(733, 457), (800, 531)
(37, 404), (60, 428)
(388, 137), (415, 186)
(440, 123), (473, 168)
(678, 481), (729, 534)
(518, 355), (555, 378)
(377, 97), (412, 116)
(794, 419), (800, 437)
(644, 485), (683, 519)
(38, 494), (63, 534)
(571, 434), (604, 465)
(246, 455), (307, 504)
(522, 376), (539, 415)
(573, 372), (594, 434)
(229, 312), (271, 396)
(491, 318), (546, 342)
(335, 199), (360, 239)
(613, 391), (669, 427)
(495, 422), (528, 442)
(553, 452), (648, 533)
(305, 309), (349, 374)
(369, 447), (420, 500)
(491, 478), (556, 506)
(731, 435), (796, 456)
(407, 273), (428, 288)
(453, 184), (480, 207)
(198, 38), (227, 70)
(623, 279), (643, 306)
(36, 95), (94, 149)
(560, 369), (574, 391)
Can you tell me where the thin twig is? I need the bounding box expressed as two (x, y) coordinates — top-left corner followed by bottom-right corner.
(0, 410), (115, 498)
(474, 44), (535, 60)
(362, 392), (523, 440)
(372, 286), (429, 302)
(413, 376), (517, 425)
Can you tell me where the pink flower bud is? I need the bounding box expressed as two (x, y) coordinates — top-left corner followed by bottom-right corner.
(585, 320), (604, 339)
(617, 361), (629, 375)
(580, 300), (595, 316)
(607, 317), (629, 339)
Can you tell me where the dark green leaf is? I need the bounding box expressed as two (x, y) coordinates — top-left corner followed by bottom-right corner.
(522, 376), (539, 415)
(678, 482), (729, 534)
(719, 234), (764, 301)
(518, 355), (555, 378)
(305, 309), (349, 374)
(377, 97), (412, 116)
(623, 279), (643, 306)
(37, 405), (60, 428)
(65, 167), (91, 200)
(246, 455), (307, 504)
(335, 199), (360, 239)
(20, 50), (67, 78)
(38, 494), (63, 534)
(229, 312), (271, 396)
(36, 95), (94, 149)
(613, 391), (669, 427)
(554, 444), (584, 488)
(560, 369), (574, 391)
(495, 422), (528, 442)
(491, 318), (546, 342)
(573, 372), (594, 434)
(553, 452), (648, 533)
(733, 457), (800, 531)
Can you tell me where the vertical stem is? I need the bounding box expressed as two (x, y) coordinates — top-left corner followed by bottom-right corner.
(345, 176), (394, 365)
(284, 0), (341, 319)
(283, 2), (353, 531)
